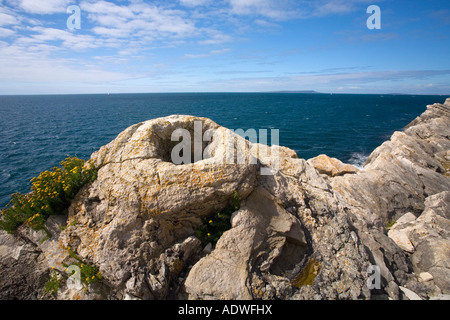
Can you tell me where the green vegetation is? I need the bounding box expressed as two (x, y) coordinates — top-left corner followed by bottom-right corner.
(196, 191), (240, 247)
(45, 270), (63, 296)
(65, 246), (103, 284)
(292, 258), (322, 288)
(68, 262), (103, 285)
(440, 158), (450, 177)
(385, 218), (396, 231)
(59, 218), (78, 231)
(45, 247), (102, 296)
(0, 157), (97, 234)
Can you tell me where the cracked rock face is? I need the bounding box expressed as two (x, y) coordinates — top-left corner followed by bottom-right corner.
(1, 99), (449, 300)
(185, 187), (309, 300)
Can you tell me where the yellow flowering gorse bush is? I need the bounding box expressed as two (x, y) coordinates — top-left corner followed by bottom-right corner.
(0, 157), (97, 233)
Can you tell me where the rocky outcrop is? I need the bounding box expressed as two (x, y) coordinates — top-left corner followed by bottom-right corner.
(1, 98), (449, 300)
(307, 154), (359, 177)
(390, 191), (450, 294)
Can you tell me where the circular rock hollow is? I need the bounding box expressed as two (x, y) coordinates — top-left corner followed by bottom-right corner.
(150, 117), (219, 165)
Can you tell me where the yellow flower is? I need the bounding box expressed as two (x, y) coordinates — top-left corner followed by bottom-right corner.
(209, 220), (213, 224)
(207, 233), (211, 237)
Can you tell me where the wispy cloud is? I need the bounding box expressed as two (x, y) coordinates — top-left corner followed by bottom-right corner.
(309, 0), (373, 17)
(10, 0), (72, 14)
(0, 41), (132, 84)
(183, 48), (231, 59)
(227, 0), (301, 20)
(196, 69), (450, 93)
(179, 0), (211, 7)
(0, 9), (19, 26)
(82, 0), (198, 41)
(225, 0), (377, 20)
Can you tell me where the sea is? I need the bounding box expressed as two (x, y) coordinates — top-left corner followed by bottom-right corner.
(0, 93), (447, 208)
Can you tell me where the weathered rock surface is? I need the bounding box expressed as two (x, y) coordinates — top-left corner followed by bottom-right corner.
(1, 98), (449, 300)
(308, 154), (359, 177)
(0, 230), (50, 299)
(185, 187), (309, 300)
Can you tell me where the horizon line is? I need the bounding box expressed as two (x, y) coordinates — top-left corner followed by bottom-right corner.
(1, 91), (449, 97)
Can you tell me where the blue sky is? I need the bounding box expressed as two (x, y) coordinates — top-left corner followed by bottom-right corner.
(0, 0), (449, 94)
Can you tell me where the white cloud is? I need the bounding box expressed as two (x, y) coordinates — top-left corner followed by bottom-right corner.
(198, 31), (233, 45)
(312, 0), (379, 17)
(14, 0), (72, 14)
(194, 69), (450, 93)
(311, 0), (357, 17)
(0, 42), (134, 84)
(226, 0), (376, 20)
(179, 0), (210, 7)
(21, 26), (114, 51)
(81, 0), (198, 40)
(183, 48), (230, 58)
(0, 12), (18, 26)
(0, 5), (22, 31)
(254, 19), (281, 28)
(227, 0), (300, 20)
(0, 27), (15, 37)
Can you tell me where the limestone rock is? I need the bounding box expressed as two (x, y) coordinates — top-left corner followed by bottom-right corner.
(185, 187), (307, 300)
(387, 212), (417, 253)
(399, 286), (423, 300)
(388, 229), (415, 253)
(419, 272), (433, 282)
(409, 192), (450, 294)
(0, 230), (52, 299)
(331, 99), (450, 224)
(307, 154), (359, 177)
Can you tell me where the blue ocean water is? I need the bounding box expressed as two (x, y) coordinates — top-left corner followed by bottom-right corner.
(0, 93), (446, 208)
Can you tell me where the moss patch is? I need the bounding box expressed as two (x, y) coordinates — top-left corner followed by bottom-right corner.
(292, 258), (322, 288)
(440, 158), (450, 177)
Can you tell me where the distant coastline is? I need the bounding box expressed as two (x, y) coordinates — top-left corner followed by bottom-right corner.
(262, 91), (450, 96)
(263, 90), (323, 94)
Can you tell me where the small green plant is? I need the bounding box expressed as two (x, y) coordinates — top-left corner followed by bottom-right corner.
(196, 191), (240, 247)
(59, 218), (78, 231)
(0, 157), (97, 234)
(385, 218), (396, 231)
(45, 261), (102, 296)
(78, 263), (103, 284)
(65, 247), (102, 284)
(45, 270), (64, 296)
